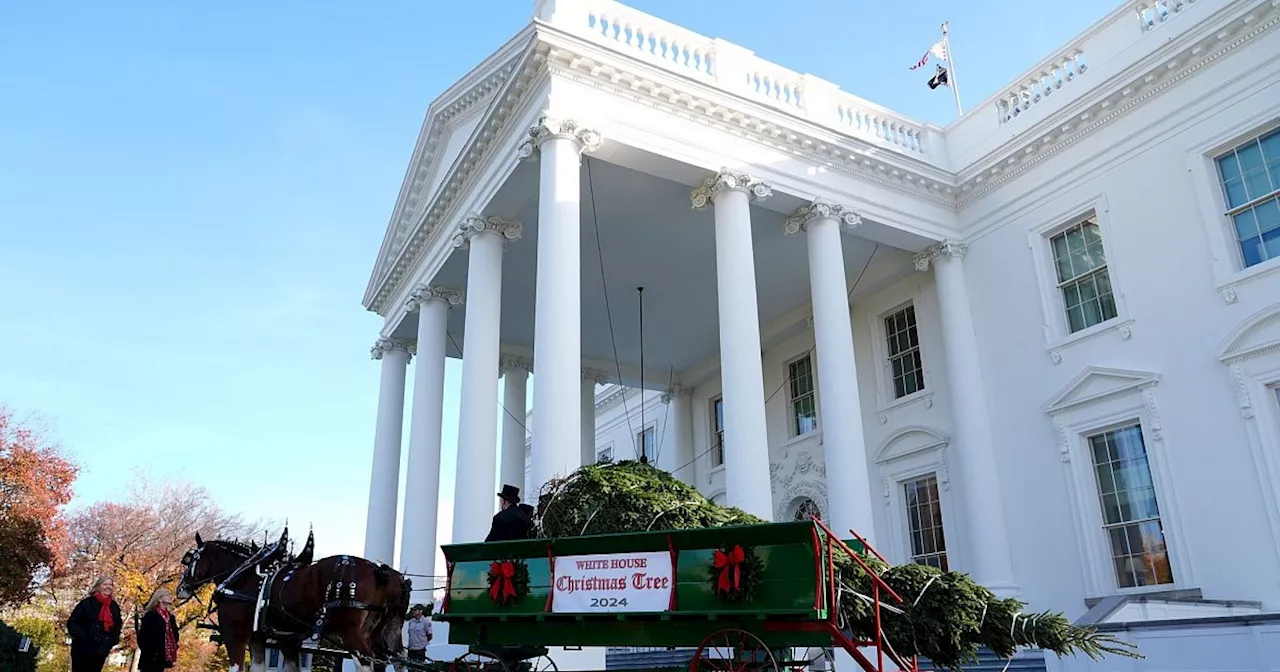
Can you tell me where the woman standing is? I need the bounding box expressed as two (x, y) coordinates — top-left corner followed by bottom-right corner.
(65, 576), (123, 672)
(137, 588), (180, 672)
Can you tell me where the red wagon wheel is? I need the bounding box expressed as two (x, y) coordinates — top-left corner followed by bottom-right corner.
(691, 628), (780, 672)
(524, 653), (559, 672)
(451, 650), (511, 672)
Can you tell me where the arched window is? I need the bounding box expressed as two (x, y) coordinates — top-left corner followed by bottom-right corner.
(792, 498), (822, 522)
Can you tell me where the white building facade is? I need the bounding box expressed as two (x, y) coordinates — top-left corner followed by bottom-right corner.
(361, 0), (1280, 669)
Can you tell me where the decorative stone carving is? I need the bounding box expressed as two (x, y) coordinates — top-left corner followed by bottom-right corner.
(1221, 286), (1239, 304)
(370, 338), (412, 361)
(405, 284), (465, 312)
(1054, 416), (1071, 463)
(661, 384), (693, 404)
(516, 113), (602, 160)
(1143, 387), (1163, 441)
(1049, 349), (1063, 365)
(499, 355), (533, 376)
(783, 198), (862, 236)
(452, 215), (522, 249)
(1230, 364), (1254, 419)
(912, 240), (967, 271)
(581, 367), (610, 385)
(880, 466), (891, 505)
(769, 451), (828, 514)
(690, 169), (773, 209)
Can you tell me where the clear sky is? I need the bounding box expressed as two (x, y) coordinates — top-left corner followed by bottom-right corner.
(0, 0), (1119, 565)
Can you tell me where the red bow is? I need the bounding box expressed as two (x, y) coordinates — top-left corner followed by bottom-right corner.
(713, 545), (746, 594)
(489, 561), (516, 603)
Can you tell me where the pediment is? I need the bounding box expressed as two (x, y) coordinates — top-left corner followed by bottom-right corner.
(1044, 366), (1160, 414)
(875, 426), (949, 463)
(1218, 303), (1280, 364)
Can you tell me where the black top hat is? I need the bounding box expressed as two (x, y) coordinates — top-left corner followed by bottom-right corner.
(498, 484), (521, 505)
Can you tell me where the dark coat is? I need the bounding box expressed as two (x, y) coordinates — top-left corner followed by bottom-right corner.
(485, 504), (532, 542)
(66, 595), (123, 658)
(137, 609), (180, 671)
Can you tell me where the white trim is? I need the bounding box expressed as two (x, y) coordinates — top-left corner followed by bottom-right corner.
(783, 351), (821, 440)
(708, 394), (725, 469)
(874, 426), (960, 569)
(1026, 194), (1135, 364)
(866, 289), (936, 416)
(1187, 113), (1280, 303)
(1045, 369), (1193, 598)
(1218, 302), (1280, 568)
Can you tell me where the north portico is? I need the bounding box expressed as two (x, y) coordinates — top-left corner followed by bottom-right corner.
(358, 0), (1023, 609)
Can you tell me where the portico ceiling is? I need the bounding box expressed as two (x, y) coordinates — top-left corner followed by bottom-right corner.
(392, 152), (917, 387)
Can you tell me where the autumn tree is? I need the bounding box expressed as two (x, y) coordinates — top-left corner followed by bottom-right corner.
(0, 406), (79, 608)
(55, 475), (262, 671)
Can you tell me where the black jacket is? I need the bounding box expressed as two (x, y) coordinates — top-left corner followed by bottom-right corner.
(66, 595), (123, 657)
(485, 505), (532, 542)
(137, 609), (180, 671)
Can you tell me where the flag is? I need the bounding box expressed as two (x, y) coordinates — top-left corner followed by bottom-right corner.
(909, 40), (949, 70)
(928, 64), (950, 89)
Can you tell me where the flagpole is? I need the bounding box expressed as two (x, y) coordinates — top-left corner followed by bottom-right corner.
(942, 21), (963, 117)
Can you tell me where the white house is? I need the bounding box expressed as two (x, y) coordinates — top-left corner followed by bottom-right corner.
(360, 0), (1280, 669)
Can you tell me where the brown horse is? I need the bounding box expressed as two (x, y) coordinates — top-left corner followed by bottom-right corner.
(177, 529), (411, 672)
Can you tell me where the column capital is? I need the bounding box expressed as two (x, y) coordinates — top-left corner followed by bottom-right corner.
(516, 113), (602, 161)
(912, 239), (968, 271)
(452, 214), (522, 249)
(690, 169), (773, 210)
(783, 198), (862, 236)
(405, 284), (465, 312)
(581, 367), (610, 385)
(661, 384), (693, 404)
(371, 338), (413, 361)
(500, 355), (534, 376)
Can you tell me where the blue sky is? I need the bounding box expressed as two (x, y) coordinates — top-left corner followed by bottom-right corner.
(0, 0), (1118, 563)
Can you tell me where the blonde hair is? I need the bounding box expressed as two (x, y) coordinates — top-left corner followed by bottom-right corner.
(88, 575), (114, 598)
(144, 588), (172, 613)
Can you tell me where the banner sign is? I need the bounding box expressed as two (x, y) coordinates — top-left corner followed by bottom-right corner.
(552, 551), (673, 613)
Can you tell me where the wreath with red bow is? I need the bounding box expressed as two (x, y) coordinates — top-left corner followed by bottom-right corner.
(707, 544), (763, 603)
(486, 559), (530, 607)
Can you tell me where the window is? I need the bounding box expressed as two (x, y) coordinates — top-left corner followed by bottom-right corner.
(903, 474), (948, 570)
(710, 397), (725, 467)
(787, 355), (818, 436)
(1050, 217), (1117, 333)
(1088, 424), (1173, 588)
(792, 498), (822, 522)
(1215, 127), (1280, 268)
(637, 427), (655, 462)
(597, 446), (613, 463)
(884, 305), (925, 398)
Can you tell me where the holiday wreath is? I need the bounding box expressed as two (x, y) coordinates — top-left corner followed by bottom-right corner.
(533, 460), (1140, 671)
(708, 544), (764, 603)
(486, 558), (530, 607)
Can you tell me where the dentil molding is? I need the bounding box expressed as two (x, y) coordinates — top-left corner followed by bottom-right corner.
(516, 113), (603, 161)
(371, 338), (413, 361)
(690, 169), (773, 209)
(452, 214), (523, 249)
(912, 240), (967, 271)
(783, 198), (863, 236)
(405, 284), (465, 312)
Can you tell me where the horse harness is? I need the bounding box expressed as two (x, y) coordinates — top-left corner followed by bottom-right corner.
(253, 555), (392, 641)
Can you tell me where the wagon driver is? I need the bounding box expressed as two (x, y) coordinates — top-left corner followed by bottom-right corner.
(485, 484), (533, 542)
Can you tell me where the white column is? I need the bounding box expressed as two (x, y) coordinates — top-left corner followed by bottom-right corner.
(500, 355), (532, 493)
(691, 170), (774, 521)
(915, 240), (1018, 595)
(450, 215), (522, 544)
(662, 384), (695, 484)
(399, 285), (462, 604)
(364, 338), (412, 565)
(520, 114), (602, 490)
(581, 368), (607, 466)
(784, 200), (877, 541)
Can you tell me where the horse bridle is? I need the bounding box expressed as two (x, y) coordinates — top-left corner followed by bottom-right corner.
(178, 540), (279, 610)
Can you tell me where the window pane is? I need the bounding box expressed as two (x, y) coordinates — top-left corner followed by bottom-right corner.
(1052, 233), (1074, 281)
(1090, 424), (1173, 588)
(1217, 153), (1241, 181)
(903, 474), (947, 570)
(1255, 199), (1280, 234)
(884, 306), (925, 399)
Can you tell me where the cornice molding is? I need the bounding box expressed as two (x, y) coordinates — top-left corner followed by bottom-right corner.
(500, 355), (534, 375)
(661, 384), (693, 403)
(912, 240), (967, 271)
(371, 338), (413, 361)
(517, 113), (603, 160)
(690, 169), (772, 209)
(783, 198), (862, 236)
(581, 367), (611, 384)
(405, 284), (465, 312)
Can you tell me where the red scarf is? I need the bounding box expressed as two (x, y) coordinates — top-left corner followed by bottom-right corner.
(157, 607), (178, 663)
(92, 592), (114, 631)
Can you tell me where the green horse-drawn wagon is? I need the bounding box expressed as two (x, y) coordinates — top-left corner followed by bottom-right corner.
(435, 518), (912, 672)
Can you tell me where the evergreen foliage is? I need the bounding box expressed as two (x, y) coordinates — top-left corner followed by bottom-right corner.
(0, 617), (40, 672)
